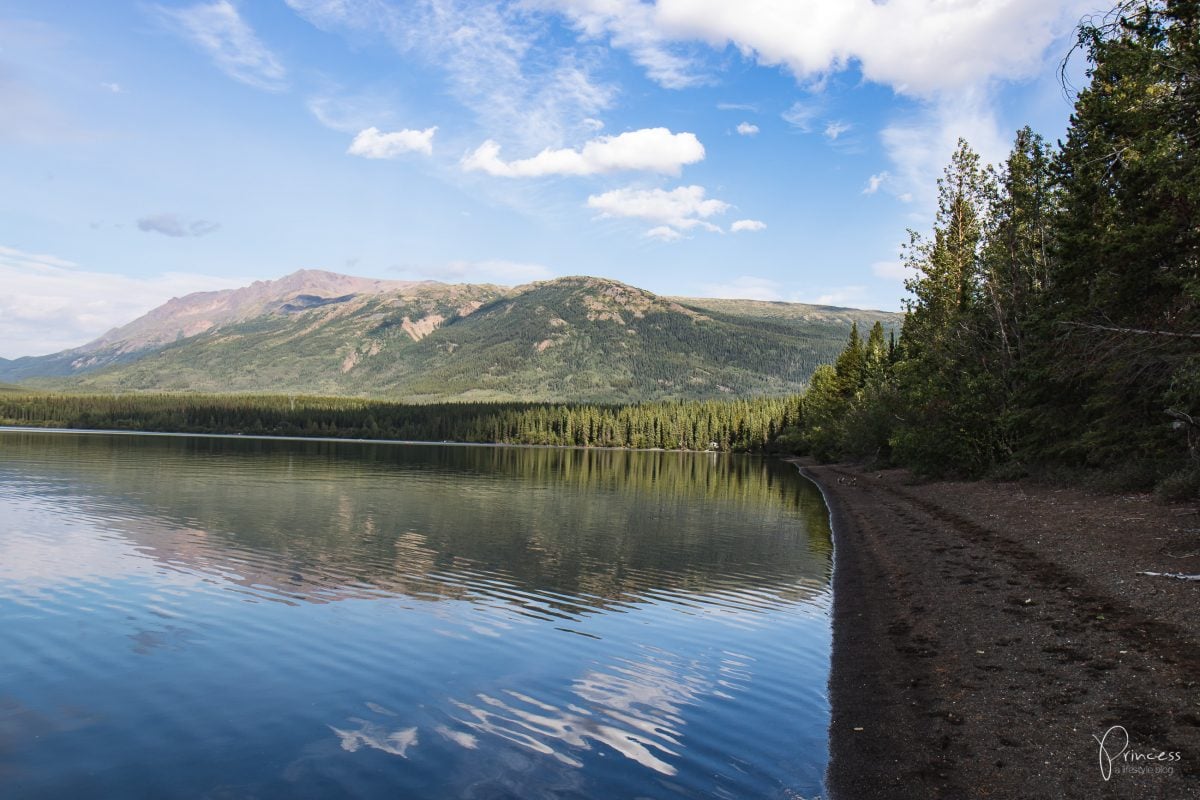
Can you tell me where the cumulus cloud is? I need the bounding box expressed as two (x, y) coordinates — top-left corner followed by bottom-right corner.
(136, 214), (220, 238)
(347, 126), (437, 158)
(863, 171), (890, 195)
(155, 0), (287, 91)
(586, 185), (729, 239)
(463, 128), (704, 178)
(645, 226), (683, 241)
(730, 219), (766, 233)
(735, 122), (758, 136)
(392, 259), (554, 284)
(0, 245), (245, 358)
(537, 0), (1089, 204)
(696, 276), (782, 301)
(628, 0), (1091, 98)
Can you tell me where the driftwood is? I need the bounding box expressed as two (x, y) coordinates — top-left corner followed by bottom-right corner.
(1139, 571), (1200, 581)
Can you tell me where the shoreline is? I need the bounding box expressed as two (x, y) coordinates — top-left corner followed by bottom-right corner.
(0, 425), (742, 456)
(800, 462), (1200, 799)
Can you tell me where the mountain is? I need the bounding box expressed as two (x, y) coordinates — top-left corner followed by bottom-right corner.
(3, 270), (901, 402)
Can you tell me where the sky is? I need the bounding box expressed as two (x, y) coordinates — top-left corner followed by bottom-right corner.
(0, 0), (1103, 358)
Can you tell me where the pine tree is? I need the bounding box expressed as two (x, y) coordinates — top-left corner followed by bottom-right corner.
(1037, 0), (1199, 478)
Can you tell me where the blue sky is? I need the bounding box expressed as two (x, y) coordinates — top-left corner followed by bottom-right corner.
(1, 0), (1100, 357)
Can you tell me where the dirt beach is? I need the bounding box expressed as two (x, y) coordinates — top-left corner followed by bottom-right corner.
(798, 462), (1200, 799)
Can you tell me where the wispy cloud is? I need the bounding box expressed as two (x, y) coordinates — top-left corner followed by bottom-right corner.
(862, 171), (890, 195)
(586, 185), (729, 239)
(533, 0), (705, 89)
(100, 82), (124, 94)
(0, 245), (244, 358)
(696, 276), (782, 301)
(871, 260), (907, 281)
(781, 101), (820, 132)
(347, 126), (437, 158)
(730, 219), (766, 233)
(286, 0), (614, 150)
(392, 258), (554, 284)
(136, 214), (221, 238)
(824, 120), (851, 140)
(880, 89), (1010, 210)
(796, 285), (868, 307)
(155, 0), (287, 92)
(463, 128), (704, 178)
(735, 122), (759, 136)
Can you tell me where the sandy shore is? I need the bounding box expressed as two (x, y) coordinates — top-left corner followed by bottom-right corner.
(798, 462), (1200, 799)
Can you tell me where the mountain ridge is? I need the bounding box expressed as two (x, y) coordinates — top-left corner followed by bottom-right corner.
(3, 270), (902, 402)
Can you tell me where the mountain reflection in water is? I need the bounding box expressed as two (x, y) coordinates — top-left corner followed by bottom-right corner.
(0, 430), (831, 799)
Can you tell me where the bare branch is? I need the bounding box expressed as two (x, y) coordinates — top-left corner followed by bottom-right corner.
(1059, 321), (1200, 339)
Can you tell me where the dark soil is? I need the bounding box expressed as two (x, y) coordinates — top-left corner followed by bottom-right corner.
(798, 462), (1200, 800)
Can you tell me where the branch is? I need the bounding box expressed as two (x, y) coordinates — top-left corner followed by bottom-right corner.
(1059, 321), (1200, 339)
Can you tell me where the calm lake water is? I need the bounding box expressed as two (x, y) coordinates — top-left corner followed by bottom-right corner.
(0, 430), (832, 799)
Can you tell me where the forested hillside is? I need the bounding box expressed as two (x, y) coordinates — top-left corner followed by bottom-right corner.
(790, 1), (1199, 498)
(4, 275), (898, 403)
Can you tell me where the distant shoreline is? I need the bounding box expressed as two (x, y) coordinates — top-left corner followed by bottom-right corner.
(0, 425), (736, 456)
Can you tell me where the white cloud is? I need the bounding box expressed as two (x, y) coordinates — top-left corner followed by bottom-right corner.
(645, 226), (683, 242)
(530, 0), (704, 89)
(392, 259), (554, 285)
(286, 0), (615, 150)
(535, 0), (1089, 212)
(136, 214), (221, 238)
(100, 82), (124, 94)
(463, 128), (704, 178)
(730, 219), (765, 233)
(797, 286), (867, 307)
(643, 0), (1091, 98)
(348, 126), (437, 158)
(696, 276), (782, 301)
(824, 120), (851, 140)
(735, 122), (758, 136)
(586, 185), (729, 239)
(781, 100), (820, 132)
(880, 89), (1011, 210)
(156, 1), (287, 92)
(871, 260), (907, 281)
(308, 92), (400, 134)
(862, 171), (890, 195)
(0, 245), (245, 358)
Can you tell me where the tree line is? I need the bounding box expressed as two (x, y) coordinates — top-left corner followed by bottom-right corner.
(789, 1), (1198, 499)
(0, 391), (802, 453)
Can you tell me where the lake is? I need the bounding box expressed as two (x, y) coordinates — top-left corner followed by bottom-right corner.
(0, 430), (832, 799)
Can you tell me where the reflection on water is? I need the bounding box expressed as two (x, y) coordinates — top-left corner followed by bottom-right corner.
(0, 430), (831, 799)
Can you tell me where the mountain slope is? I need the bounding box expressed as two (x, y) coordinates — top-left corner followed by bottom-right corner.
(6, 271), (902, 402)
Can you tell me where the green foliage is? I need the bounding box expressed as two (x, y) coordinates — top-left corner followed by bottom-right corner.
(788, 2), (1199, 494)
(1025, 0), (1198, 478)
(0, 392), (803, 454)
